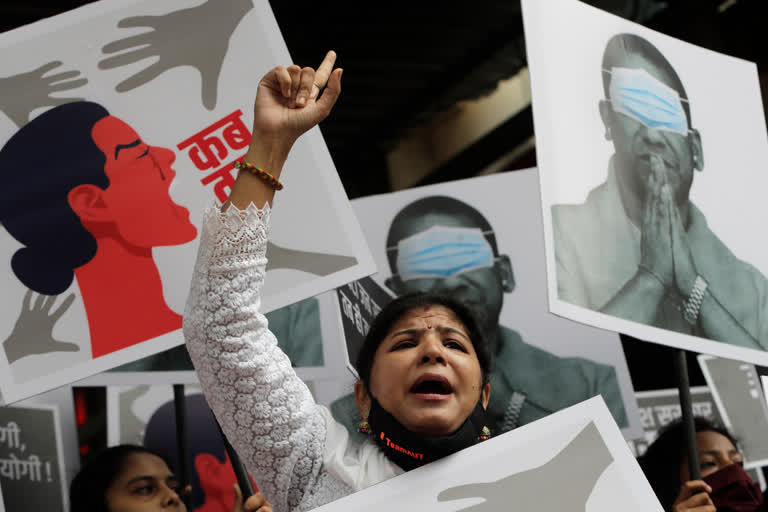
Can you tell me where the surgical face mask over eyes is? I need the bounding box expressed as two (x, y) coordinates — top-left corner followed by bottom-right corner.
(606, 66), (690, 135)
(391, 225), (495, 282)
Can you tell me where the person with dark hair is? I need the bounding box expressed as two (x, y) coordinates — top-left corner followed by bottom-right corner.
(184, 51), (498, 511)
(0, 100), (198, 359)
(69, 445), (187, 512)
(330, 195), (627, 441)
(552, 33), (768, 348)
(69, 444), (270, 512)
(144, 393), (261, 512)
(638, 416), (763, 512)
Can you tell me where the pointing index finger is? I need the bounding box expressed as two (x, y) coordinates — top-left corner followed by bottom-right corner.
(310, 50), (337, 99)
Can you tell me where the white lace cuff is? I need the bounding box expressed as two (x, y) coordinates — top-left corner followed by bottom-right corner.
(198, 202), (271, 274)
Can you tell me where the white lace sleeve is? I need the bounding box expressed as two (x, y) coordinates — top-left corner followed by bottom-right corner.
(183, 203), (327, 511)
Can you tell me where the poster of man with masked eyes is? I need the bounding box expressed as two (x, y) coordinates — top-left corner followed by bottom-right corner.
(329, 168), (642, 441)
(0, 0), (374, 404)
(522, 0), (768, 365)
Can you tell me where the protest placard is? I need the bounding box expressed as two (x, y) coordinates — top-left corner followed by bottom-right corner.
(630, 387), (722, 457)
(0, 0), (374, 403)
(698, 355), (768, 468)
(523, 0), (768, 365)
(324, 169), (640, 441)
(0, 403), (67, 511)
(311, 396), (660, 512)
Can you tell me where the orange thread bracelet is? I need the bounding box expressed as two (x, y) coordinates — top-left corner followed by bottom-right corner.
(234, 160), (284, 191)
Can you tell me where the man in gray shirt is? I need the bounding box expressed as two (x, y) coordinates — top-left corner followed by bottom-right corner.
(332, 195), (628, 439)
(552, 33), (768, 350)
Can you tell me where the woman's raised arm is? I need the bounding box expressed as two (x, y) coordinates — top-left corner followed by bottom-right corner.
(184, 52), (344, 512)
(226, 51), (341, 211)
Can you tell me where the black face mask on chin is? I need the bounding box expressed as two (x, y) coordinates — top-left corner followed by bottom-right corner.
(367, 396), (490, 471)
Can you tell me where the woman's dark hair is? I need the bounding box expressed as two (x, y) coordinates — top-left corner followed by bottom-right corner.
(69, 444), (167, 512)
(355, 292), (491, 393)
(638, 416), (738, 511)
(0, 101), (110, 295)
(144, 393), (226, 509)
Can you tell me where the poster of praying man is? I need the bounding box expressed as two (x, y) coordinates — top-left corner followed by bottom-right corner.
(0, 403), (68, 512)
(0, 0), (374, 403)
(522, 0), (768, 365)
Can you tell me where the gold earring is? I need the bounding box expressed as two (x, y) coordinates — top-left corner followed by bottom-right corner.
(477, 426), (491, 442)
(358, 418), (372, 436)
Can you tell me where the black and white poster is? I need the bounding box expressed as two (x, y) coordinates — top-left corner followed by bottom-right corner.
(630, 387), (722, 458)
(0, 403), (67, 512)
(326, 169), (641, 440)
(523, 0), (768, 365)
(0, 0), (374, 403)
(698, 355), (768, 468)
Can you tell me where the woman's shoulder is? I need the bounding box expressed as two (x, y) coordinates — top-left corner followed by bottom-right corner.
(318, 405), (404, 492)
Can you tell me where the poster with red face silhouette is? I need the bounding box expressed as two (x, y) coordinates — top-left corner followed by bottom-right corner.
(0, 0), (375, 403)
(108, 386), (367, 511)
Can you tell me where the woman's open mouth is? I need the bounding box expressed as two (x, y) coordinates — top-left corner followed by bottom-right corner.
(409, 374), (453, 401)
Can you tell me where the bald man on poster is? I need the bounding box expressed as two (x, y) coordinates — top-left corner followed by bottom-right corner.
(332, 195), (628, 440)
(552, 33), (768, 349)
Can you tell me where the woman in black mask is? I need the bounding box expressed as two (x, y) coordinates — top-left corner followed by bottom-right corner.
(351, 292), (491, 471)
(184, 51), (493, 512)
(639, 417), (763, 512)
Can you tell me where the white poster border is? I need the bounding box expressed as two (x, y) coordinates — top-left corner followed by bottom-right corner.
(310, 396), (661, 512)
(0, 0), (375, 404)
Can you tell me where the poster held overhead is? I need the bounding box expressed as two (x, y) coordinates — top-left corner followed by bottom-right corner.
(0, 0), (374, 403)
(522, 0), (768, 366)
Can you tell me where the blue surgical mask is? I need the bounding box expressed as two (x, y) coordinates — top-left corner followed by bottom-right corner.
(392, 226), (495, 281)
(606, 66), (690, 135)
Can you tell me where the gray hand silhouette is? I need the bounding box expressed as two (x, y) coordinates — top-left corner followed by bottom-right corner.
(0, 61), (88, 127)
(437, 422), (613, 512)
(119, 385), (152, 445)
(98, 0), (253, 110)
(266, 241), (358, 276)
(2, 290), (80, 364)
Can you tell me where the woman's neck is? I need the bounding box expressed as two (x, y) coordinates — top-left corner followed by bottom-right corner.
(74, 235), (181, 358)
